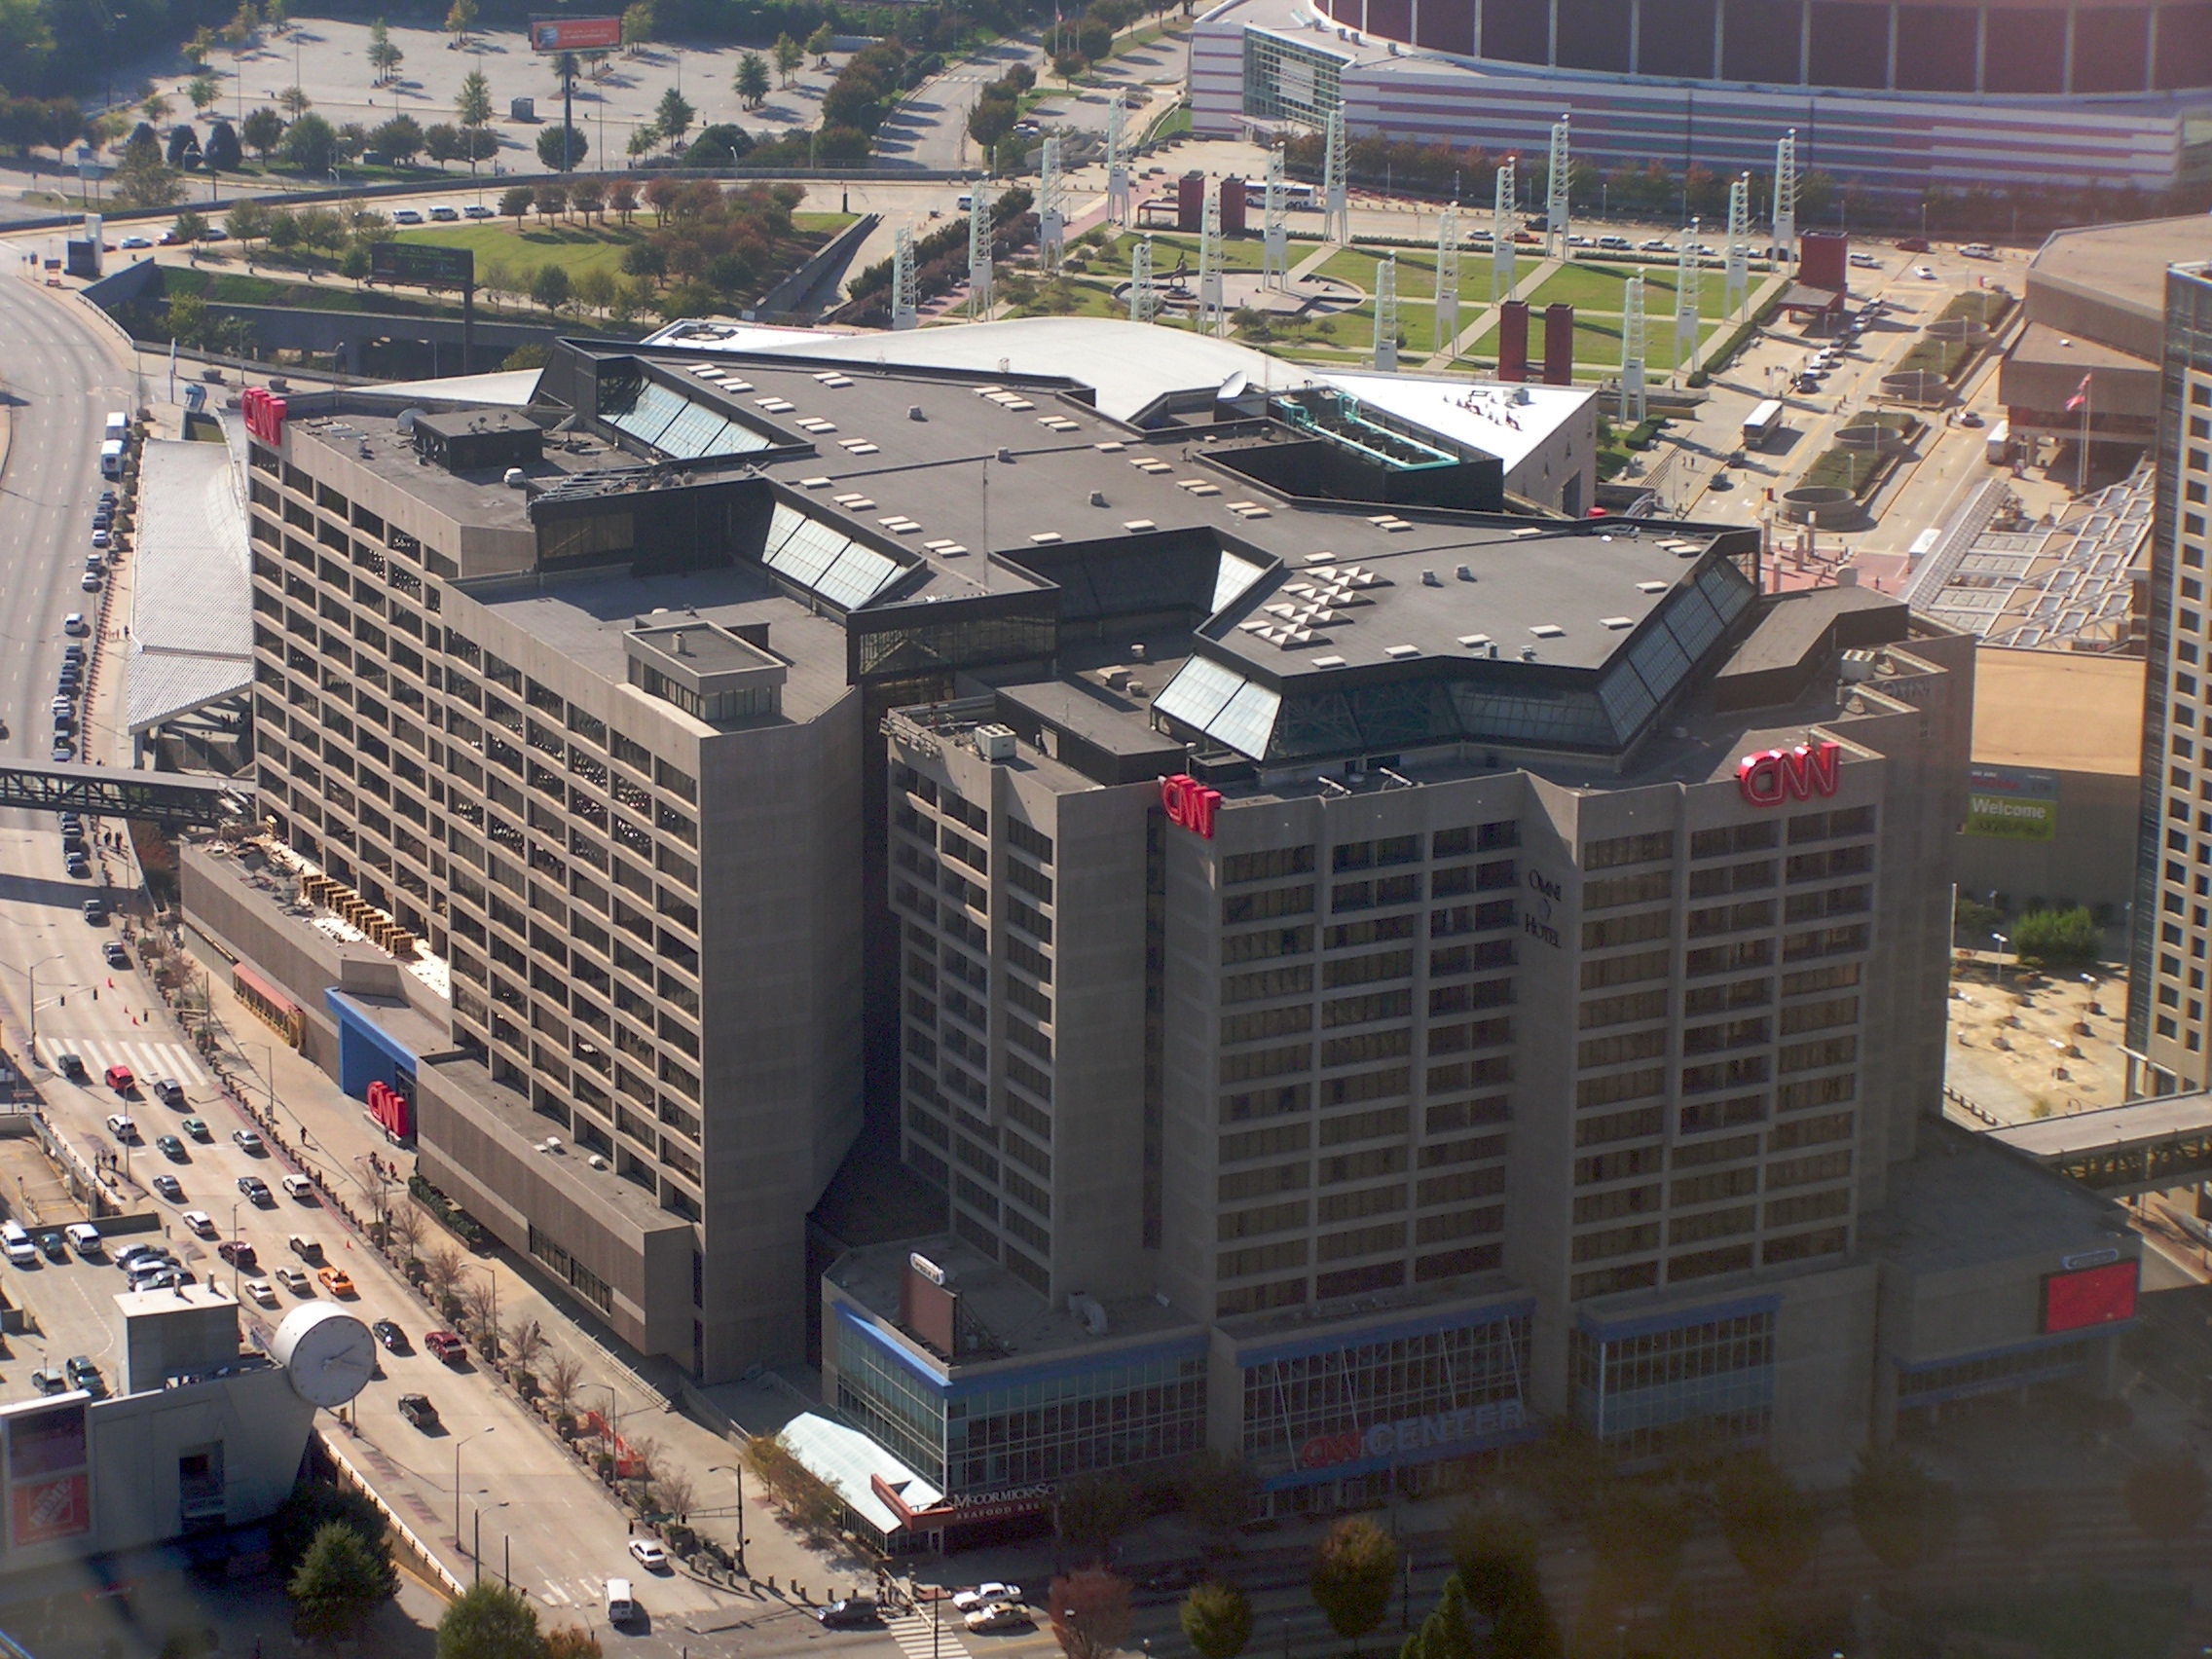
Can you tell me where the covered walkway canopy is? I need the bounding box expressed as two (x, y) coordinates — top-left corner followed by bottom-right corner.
(127, 431), (252, 735)
(1984, 1092), (2212, 1195)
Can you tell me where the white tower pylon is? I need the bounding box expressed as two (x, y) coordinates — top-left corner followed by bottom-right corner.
(1724, 172), (1750, 318)
(1674, 217), (1702, 374)
(1322, 109), (1349, 244)
(1619, 271), (1646, 424)
(1491, 157), (1517, 303)
(967, 196), (992, 318)
(1262, 147), (1289, 289)
(1105, 101), (1130, 227)
(1198, 184), (1225, 337)
(1772, 127), (1798, 270)
(1433, 204), (1460, 361)
(1373, 253), (1399, 373)
(1130, 234), (1156, 322)
(1039, 135), (1066, 271)
(1544, 114), (1570, 260)
(892, 226), (919, 331)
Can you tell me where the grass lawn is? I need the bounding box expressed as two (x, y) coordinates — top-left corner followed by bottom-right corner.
(395, 220), (651, 282)
(1463, 315), (1718, 373)
(1104, 231), (1272, 274)
(1316, 247), (1442, 299)
(1527, 261), (1750, 320)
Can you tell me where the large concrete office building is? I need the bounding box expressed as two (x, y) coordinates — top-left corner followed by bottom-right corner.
(192, 323), (2140, 1487)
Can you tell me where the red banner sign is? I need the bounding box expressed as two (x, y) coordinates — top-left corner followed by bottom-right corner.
(1735, 740), (1840, 807)
(240, 386), (287, 446)
(11, 1472), (89, 1546)
(2043, 1259), (2137, 1334)
(530, 16), (622, 50)
(1160, 773), (1221, 838)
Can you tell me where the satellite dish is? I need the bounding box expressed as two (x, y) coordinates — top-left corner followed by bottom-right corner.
(272, 1303), (375, 1410)
(395, 408), (425, 435)
(1219, 372), (1248, 400)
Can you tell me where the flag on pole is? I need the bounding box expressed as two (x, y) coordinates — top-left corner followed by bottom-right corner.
(2065, 373), (2091, 413)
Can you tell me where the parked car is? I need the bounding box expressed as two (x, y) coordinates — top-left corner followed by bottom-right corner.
(103, 942), (129, 969)
(274, 1266), (312, 1294)
(63, 1356), (101, 1394)
(816, 1601), (879, 1628)
(428, 204), (459, 221)
(398, 1392), (438, 1428)
(953, 1584), (1022, 1613)
(1914, 263), (1937, 279)
(37, 1232), (67, 1263)
(424, 1330), (466, 1363)
(63, 612), (88, 635)
(113, 1243), (166, 1270)
(1, 1224), (35, 1267)
(462, 203), (493, 218)
(65, 1224), (104, 1257)
(964, 1604), (1028, 1633)
(237, 1175), (273, 1204)
(372, 1319), (409, 1352)
(30, 1369), (64, 1394)
(392, 207), (424, 224)
(1849, 250), (1879, 268)
(627, 1539), (670, 1572)
(1897, 235), (1931, 251)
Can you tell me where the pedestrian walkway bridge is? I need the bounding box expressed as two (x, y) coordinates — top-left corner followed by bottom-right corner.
(1985, 1090), (2212, 1196)
(0, 760), (246, 830)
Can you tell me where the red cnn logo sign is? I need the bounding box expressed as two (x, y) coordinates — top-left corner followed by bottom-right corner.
(1160, 773), (1222, 838)
(1736, 740), (1841, 807)
(241, 386), (287, 446)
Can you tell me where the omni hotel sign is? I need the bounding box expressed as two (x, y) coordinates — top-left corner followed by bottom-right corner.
(1296, 1399), (1529, 1471)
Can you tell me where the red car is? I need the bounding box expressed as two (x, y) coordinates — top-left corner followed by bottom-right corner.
(424, 1330), (466, 1363)
(1896, 236), (1930, 252)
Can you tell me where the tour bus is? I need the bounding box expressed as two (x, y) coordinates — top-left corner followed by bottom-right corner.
(98, 439), (124, 480)
(1742, 398), (1785, 450)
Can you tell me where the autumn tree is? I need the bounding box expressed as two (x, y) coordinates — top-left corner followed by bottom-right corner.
(1309, 1517), (1399, 1652)
(1714, 1454), (1819, 1602)
(1050, 1568), (1132, 1659)
(1849, 1444), (1958, 1580)
(1056, 1472), (1138, 1564)
(1180, 1582), (1251, 1659)
(1585, 1483), (1694, 1613)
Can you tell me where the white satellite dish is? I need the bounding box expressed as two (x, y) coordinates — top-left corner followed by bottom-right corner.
(271, 1303), (375, 1410)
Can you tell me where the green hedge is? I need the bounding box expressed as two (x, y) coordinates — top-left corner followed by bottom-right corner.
(408, 1173), (488, 1248)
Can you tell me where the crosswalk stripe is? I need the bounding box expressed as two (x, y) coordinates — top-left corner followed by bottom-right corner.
(540, 1584), (571, 1606)
(887, 1612), (976, 1659)
(35, 1036), (208, 1088)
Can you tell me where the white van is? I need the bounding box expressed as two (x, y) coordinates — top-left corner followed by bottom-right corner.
(98, 439), (125, 480)
(2, 1223), (34, 1266)
(1960, 241), (1996, 259)
(281, 1173), (315, 1201)
(605, 1578), (635, 1624)
(63, 1223), (102, 1256)
(103, 411), (128, 445)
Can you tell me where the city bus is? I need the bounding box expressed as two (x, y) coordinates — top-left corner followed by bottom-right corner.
(1742, 399), (1785, 450)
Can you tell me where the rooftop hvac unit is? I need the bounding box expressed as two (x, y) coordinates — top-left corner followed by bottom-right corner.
(973, 724), (1016, 761)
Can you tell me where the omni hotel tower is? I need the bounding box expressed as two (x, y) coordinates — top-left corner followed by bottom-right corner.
(188, 332), (2132, 1528)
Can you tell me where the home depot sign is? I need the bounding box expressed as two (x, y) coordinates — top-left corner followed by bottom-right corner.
(1735, 739), (1841, 807)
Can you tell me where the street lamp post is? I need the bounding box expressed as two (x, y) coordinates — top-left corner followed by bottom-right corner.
(711, 1461), (747, 1573)
(456, 1425), (494, 1566)
(19, 953), (65, 1056)
(229, 1200), (240, 1299)
(1992, 931), (2010, 980)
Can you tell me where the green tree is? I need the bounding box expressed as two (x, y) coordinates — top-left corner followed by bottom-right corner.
(1488, 1574), (1560, 1659)
(1446, 1505), (1539, 1621)
(240, 105), (284, 164)
(543, 1630), (602, 1659)
(114, 138), (184, 210)
(571, 178), (605, 222)
(436, 1580), (540, 1659)
(626, 122), (659, 162)
(532, 263), (571, 313)
(372, 114), (424, 164)
(2120, 1456), (2208, 1548)
(620, 0), (653, 51)
(1055, 1472), (1137, 1564)
(499, 183), (534, 227)
(574, 266), (617, 314)
(270, 1482), (390, 1582)
(653, 86), (693, 154)
(805, 20), (835, 63)
(203, 119), (241, 173)
(367, 19), (403, 85)
(1714, 1454), (1818, 1602)
(445, 0), (478, 44)
(1585, 1483), (1694, 1613)
(456, 66), (495, 172)
(163, 288), (210, 348)
(1849, 1444), (1959, 1579)
(1049, 1568), (1132, 1659)
(341, 242), (371, 284)
(608, 179), (638, 223)
(969, 93), (1016, 152)
(773, 31), (804, 84)
(1180, 1582), (1252, 1659)
(1181, 1452), (1260, 1549)
(172, 209), (210, 244)
(1309, 1517), (1399, 1652)
(281, 111), (337, 173)
(536, 124), (587, 170)
(184, 25), (217, 65)
(736, 53), (771, 108)
(1399, 1575), (1478, 1659)
(621, 240), (666, 284)
(224, 195), (271, 247)
(187, 75), (220, 115)
(534, 180), (568, 221)
(143, 92), (174, 124)
(2010, 905), (2102, 969)
(278, 84), (312, 117)
(289, 1520), (396, 1644)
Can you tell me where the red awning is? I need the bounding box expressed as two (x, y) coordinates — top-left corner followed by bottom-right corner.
(232, 962), (299, 1019)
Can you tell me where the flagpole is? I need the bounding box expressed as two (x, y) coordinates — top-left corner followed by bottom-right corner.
(2078, 374), (2090, 496)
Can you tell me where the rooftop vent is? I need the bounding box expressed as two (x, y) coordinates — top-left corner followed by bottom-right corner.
(974, 724), (1016, 761)
(996, 447), (1015, 463)
(1089, 490), (1108, 507)
(1456, 565), (1475, 581)
(1421, 570), (1440, 586)
(503, 467), (526, 488)
(908, 405), (926, 421)
(1521, 645), (1538, 661)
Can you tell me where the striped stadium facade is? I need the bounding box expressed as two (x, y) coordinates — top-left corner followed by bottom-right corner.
(1192, 0), (2212, 193)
